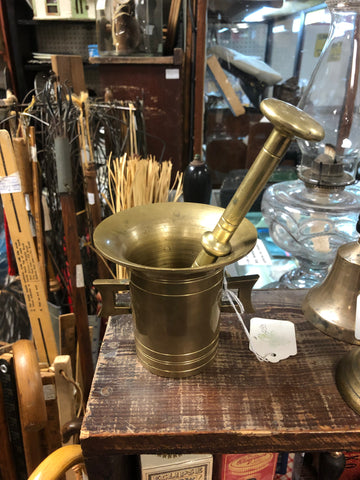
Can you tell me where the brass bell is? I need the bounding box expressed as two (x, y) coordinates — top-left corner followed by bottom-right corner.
(303, 215), (360, 345)
(303, 215), (360, 415)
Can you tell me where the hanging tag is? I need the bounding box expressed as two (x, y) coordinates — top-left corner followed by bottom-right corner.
(96, 0), (106, 10)
(355, 294), (360, 340)
(249, 317), (297, 363)
(87, 192), (95, 205)
(76, 264), (85, 288)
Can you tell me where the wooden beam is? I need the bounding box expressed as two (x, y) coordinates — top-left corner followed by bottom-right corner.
(51, 55), (86, 95)
(164, 0), (183, 55)
(192, 0), (208, 158)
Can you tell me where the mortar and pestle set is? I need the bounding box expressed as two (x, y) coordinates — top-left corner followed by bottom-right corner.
(93, 97), (328, 379)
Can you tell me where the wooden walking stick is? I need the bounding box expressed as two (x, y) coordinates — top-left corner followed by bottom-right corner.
(54, 133), (94, 401)
(73, 92), (108, 279)
(43, 76), (93, 401)
(29, 126), (47, 293)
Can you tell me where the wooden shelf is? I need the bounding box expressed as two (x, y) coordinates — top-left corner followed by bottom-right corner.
(89, 47), (184, 66)
(18, 18), (95, 25)
(80, 289), (360, 478)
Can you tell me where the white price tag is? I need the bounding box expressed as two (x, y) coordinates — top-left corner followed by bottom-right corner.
(355, 294), (360, 340)
(0, 172), (22, 194)
(43, 384), (56, 401)
(249, 317), (297, 363)
(145, 24), (154, 35)
(30, 145), (37, 162)
(96, 0), (106, 10)
(87, 192), (95, 205)
(81, 150), (87, 165)
(165, 69), (180, 80)
(76, 264), (85, 288)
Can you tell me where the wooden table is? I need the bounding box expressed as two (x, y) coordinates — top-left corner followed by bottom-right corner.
(80, 289), (360, 478)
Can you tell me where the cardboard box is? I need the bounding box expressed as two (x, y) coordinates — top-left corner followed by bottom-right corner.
(141, 454), (213, 480)
(220, 453), (278, 480)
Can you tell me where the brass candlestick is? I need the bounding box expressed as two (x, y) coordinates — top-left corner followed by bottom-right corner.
(192, 98), (325, 268)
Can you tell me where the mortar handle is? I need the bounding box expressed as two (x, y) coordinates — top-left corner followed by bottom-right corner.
(192, 98), (325, 267)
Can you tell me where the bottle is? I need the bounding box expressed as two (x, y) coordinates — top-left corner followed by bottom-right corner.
(297, 0), (360, 188)
(183, 154), (212, 204)
(261, 0), (360, 288)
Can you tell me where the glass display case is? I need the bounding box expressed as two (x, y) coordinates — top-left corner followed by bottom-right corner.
(96, 0), (163, 56)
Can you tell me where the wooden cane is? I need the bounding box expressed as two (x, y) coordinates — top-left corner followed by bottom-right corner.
(74, 92), (109, 279)
(54, 135), (94, 402)
(29, 126), (47, 294)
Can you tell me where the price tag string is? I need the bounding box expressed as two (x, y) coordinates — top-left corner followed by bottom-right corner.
(223, 275), (271, 362)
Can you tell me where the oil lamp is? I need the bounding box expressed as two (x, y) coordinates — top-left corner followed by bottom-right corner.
(262, 0), (360, 288)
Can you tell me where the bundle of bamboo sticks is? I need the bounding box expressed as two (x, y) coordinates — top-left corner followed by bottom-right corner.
(103, 153), (183, 278)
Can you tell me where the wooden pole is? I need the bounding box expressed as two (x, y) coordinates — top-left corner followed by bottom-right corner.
(164, 0), (183, 55)
(192, 0), (208, 158)
(29, 126), (47, 294)
(54, 135), (94, 402)
(183, 0), (195, 166)
(60, 192), (94, 401)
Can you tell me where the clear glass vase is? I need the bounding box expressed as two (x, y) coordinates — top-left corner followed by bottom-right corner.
(261, 180), (360, 288)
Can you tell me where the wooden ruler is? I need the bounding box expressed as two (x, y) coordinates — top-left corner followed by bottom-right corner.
(0, 130), (58, 365)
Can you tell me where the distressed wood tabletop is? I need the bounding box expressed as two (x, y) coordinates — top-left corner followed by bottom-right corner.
(80, 289), (360, 459)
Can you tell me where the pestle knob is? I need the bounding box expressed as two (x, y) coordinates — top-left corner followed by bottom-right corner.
(192, 98), (325, 267)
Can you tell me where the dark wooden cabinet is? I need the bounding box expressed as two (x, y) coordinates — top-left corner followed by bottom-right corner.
(2, 0), (188, 171)
(0, 0), (36, 98)
(92, 50), (186, 173)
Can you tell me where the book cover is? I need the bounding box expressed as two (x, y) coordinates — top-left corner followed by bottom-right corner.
(141, 453), (213, 480)
(340, 452), (360, 480)
(221, 453), (278, 480)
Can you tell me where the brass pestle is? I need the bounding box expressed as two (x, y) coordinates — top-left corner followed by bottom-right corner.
(192, 98), (325, 268)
